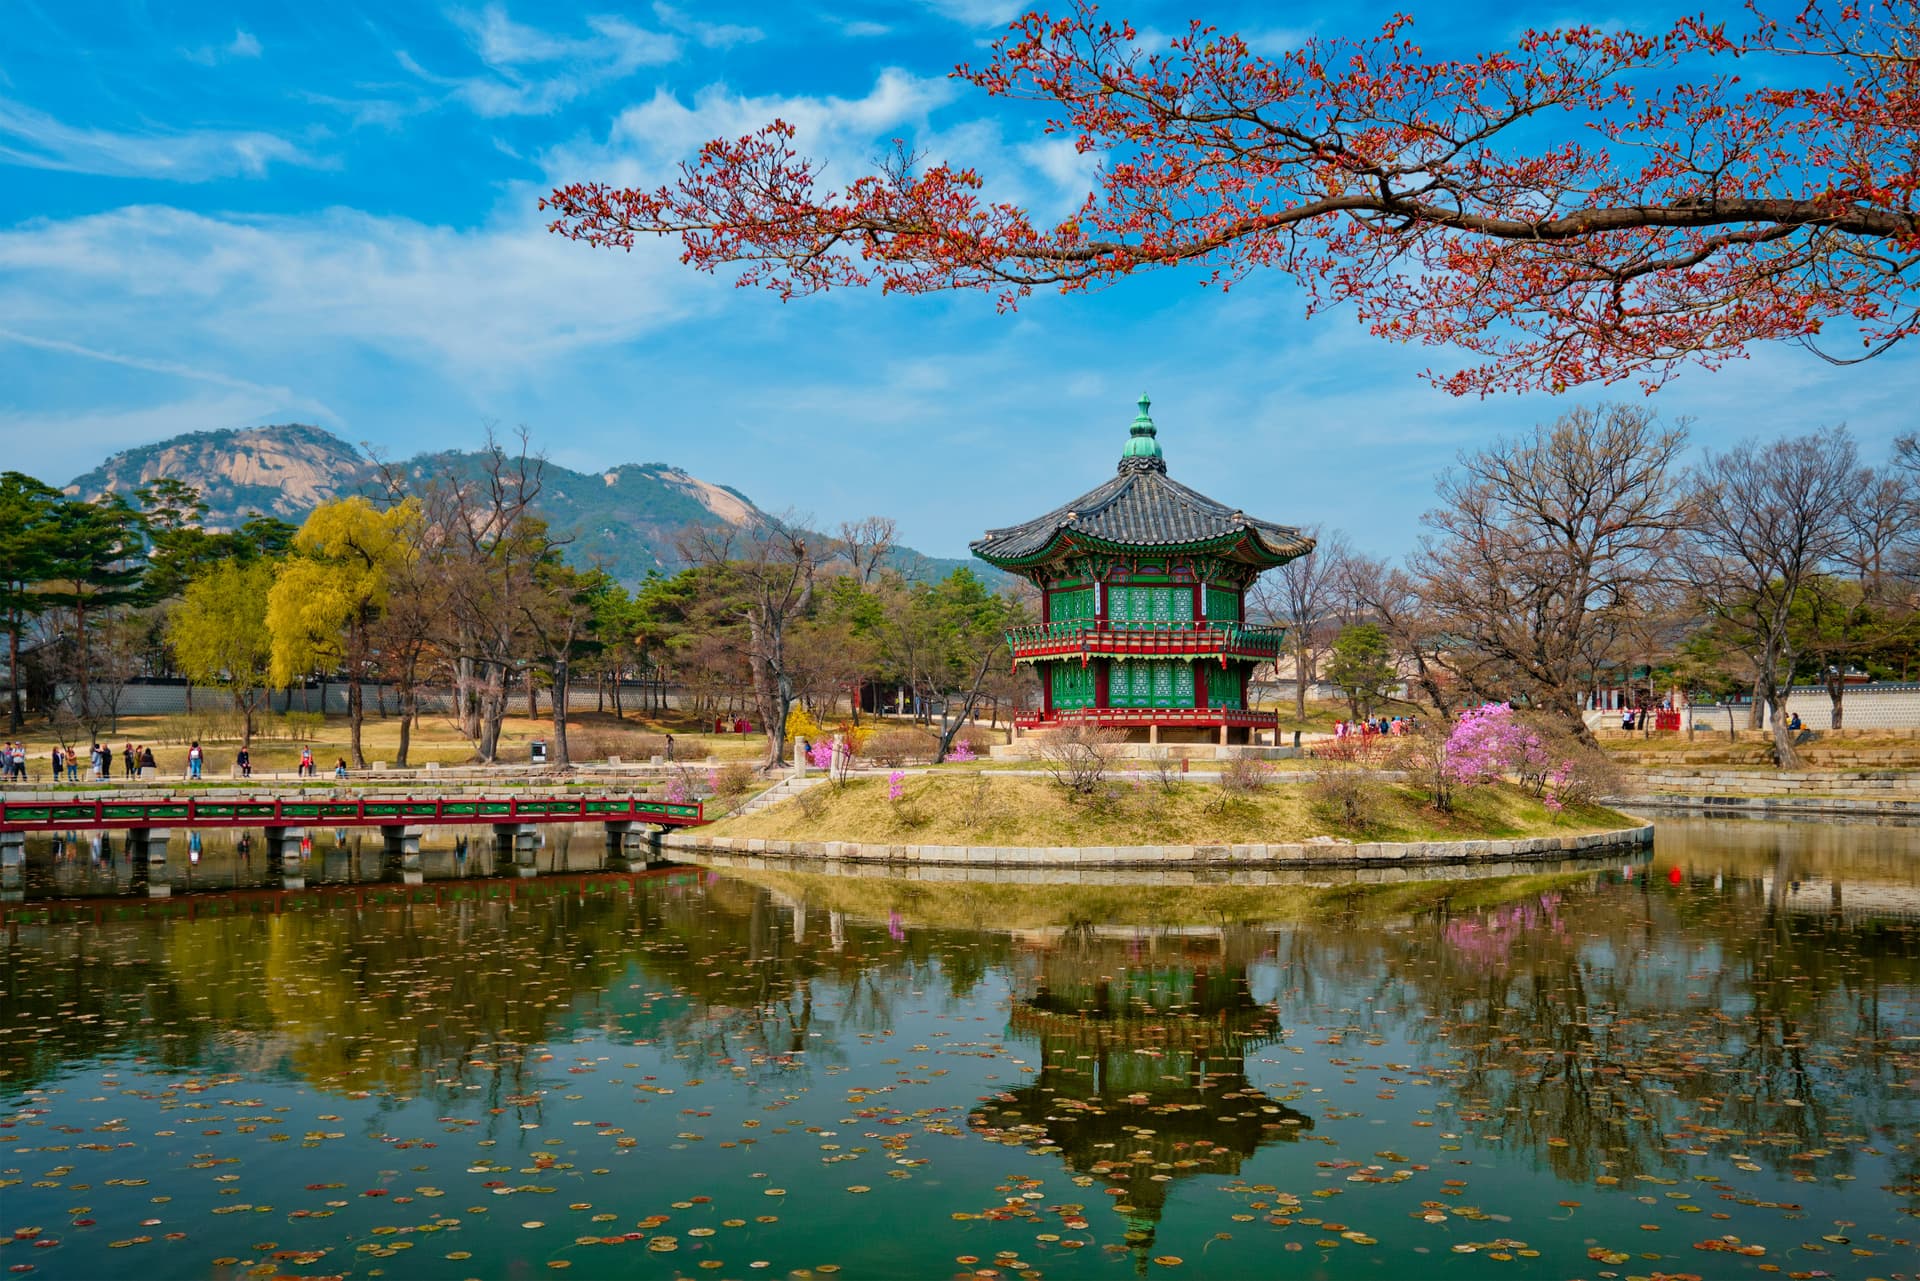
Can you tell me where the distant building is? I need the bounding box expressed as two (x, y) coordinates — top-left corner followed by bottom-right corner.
(971, 396), (1314, 745)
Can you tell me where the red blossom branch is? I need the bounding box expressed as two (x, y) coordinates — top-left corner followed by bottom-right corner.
(543, 1), (1919, 394)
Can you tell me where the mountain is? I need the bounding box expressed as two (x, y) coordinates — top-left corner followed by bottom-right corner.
(62, 423), (983, 586)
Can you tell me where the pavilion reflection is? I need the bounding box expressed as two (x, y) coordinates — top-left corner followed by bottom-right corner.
(970, 929), (1310, 1270)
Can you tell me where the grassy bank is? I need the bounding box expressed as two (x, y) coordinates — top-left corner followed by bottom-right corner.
(705, 772), (1633, 847)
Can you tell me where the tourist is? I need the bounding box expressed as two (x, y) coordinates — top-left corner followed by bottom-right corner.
(1788, 711), (1803, 732)
(333, 757), (348, 779)
(236, 746), (251, 778)
(1620, 707), (1634, 731)
(298, 746), (315, 778)
(664, 733), (675, 762)
(65, 748), (78, 782)
(99, 743), (111, 779)
(122, 743), (135, 777)
(50, 746), (62, 780)
(187, 741), (203, 780)
(141, 746), (156, 775)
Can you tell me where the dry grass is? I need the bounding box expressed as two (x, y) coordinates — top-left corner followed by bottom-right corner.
(704, 772), (1632, 846)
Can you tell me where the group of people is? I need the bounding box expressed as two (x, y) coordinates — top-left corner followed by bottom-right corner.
(713, 716), (753, 734)
(1332, 716), (1411, 739)
(4, 742), (336, 781)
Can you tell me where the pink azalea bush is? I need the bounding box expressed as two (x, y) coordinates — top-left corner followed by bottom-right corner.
(1444, 703), (1582, 811)
(947, 737), (977, 763)
(888, 770), (906, 802)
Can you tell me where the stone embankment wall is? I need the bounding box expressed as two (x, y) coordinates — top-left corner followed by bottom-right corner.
(1616, 768), (1920, 798)
(662, 822), (1653, 869)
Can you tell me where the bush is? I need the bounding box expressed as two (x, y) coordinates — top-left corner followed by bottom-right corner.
(1308, 761), (1387, 832)
(1211, 753), (1275, 812)
(867, 728), (938, 768)
(1395, 727), (1457, 813)
(1035, 723), (1125, 799)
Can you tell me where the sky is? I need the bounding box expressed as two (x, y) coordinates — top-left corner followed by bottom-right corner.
(0, 0), (1912, 562)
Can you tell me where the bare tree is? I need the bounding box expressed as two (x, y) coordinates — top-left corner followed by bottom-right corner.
(681, 513), (818, 770)
(837, 516), (897, 587)
(1252, 526), (1351, 722)
(1344, 556), (1460, 720)
(1685, 427), (1857, 768)
(1415, 404), (1691, 738)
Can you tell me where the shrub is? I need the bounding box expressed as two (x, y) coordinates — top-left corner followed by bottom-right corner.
(1211, 753), (1275, 812)
(1395, 727), (1458, 813)
(1308, 761), (1387, 832)
(1035, 723), (1125, 799)
(567, 729), (667, 762)
(1444, 703), (1616, 811)
(867, 728), (938, 767)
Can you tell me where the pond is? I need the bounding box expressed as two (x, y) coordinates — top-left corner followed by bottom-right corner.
(1, 816), (1916, 1279)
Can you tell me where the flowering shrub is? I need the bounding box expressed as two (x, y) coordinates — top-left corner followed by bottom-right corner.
(946, 737), (977, 763)
(807, 741), (835, 771)
(1442, 703), (1614, 811)
(887, 770), (906, 802)
(664, 770), (691, 804)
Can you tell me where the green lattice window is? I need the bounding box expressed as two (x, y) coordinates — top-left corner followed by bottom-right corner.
(1110, 660), (1194, 708)
(1051, 663), (1096, 709)
(1203, 587), (1240, 622)
(1110, 585), (1193, 627)
(1208, 664), (1243, 708)
(1049, 588), (1094, 626)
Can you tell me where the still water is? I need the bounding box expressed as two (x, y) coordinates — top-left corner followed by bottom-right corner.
(0, 818), (1915, 1279)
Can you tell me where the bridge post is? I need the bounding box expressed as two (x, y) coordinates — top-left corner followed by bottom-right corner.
(493, 823), (539, 876)
(1, 831), (23, 903)
(384, 825), (426, 883)
(604, 821), (667, 870)
(263, 827), (310, 888)
(129, 827), (171, 866)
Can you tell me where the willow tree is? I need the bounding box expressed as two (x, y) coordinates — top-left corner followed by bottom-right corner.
(267, 497), (420, 768)
(167, 559), (277, 749)
(547, 4), (1916, 394)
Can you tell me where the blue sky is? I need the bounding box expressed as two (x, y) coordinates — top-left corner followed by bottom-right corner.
(1, 0), (1913, 561)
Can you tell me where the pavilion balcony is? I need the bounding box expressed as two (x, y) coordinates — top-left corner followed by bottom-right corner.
(1013, 707), (1278, 732)
(1006, 619), (1286, 664)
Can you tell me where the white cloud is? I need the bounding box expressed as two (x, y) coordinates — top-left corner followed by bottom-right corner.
(0, 201), (716, 380)
(407, 4), (680, 117)
(546, 67), (961, 187)
(652, 2), (763, 49)
(916, 0), (1020, 27)
(839, 20), (891, 38)
(0, 97), (316, 180)
(183, 26), (265, 65)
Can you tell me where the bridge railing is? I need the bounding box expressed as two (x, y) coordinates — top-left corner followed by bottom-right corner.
(0, 794), (705, 833)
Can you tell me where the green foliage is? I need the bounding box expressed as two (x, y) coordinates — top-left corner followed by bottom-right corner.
(1327, 622), (1397, 717)
(166, 560), (278, 741)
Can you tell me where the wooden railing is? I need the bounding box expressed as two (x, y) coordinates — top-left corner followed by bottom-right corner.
(1015, 707), (1277, 730)
(1007, 620), (1286, 660)
(0, 795), (706, 833)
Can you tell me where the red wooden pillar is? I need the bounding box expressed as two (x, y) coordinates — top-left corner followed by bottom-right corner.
(1094, 659), (1109, 709)
(1041, 664), (1055, 716)
(1194, 660), (1208, 710)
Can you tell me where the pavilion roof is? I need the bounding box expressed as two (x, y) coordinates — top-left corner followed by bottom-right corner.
(971, 396), (1315, 571)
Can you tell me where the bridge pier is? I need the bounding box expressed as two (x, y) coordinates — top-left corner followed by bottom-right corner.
(263, 826), (309, 889)
(494, 823), (540, 877)
(0, 831), (22, 903)
(129, 829), (173, 897)
(383, 825), (426, 884)
(604, 821), (667, 870)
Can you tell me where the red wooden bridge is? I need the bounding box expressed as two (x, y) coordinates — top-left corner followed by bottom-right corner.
(0, 794), (705, 834)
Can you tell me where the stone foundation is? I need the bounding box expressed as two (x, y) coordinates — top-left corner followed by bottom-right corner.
(661, 821), (1653, 868)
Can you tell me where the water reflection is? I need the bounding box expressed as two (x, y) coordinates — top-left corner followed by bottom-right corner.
(973, 929), (1313, 1267)
(0, 816), (1915, 1278)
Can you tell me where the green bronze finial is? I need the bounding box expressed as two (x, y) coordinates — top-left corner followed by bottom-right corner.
(1121, 392), (1163, 465)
